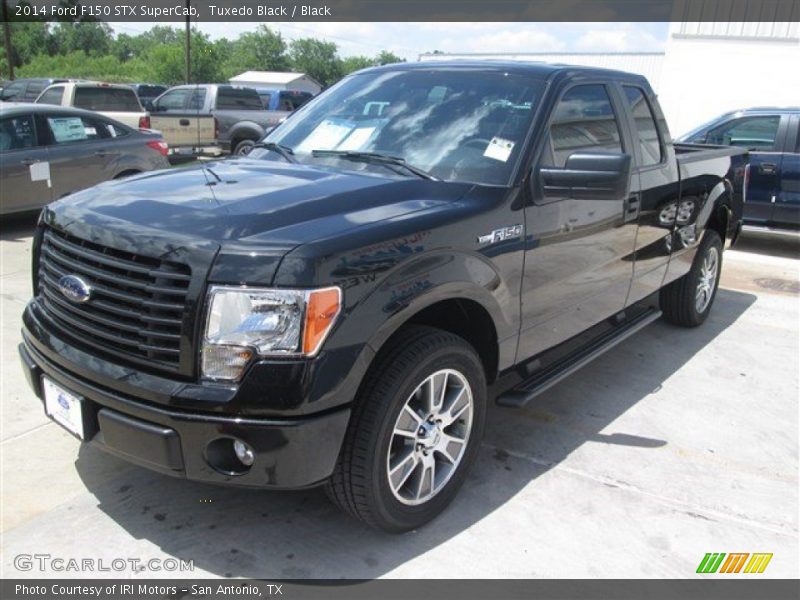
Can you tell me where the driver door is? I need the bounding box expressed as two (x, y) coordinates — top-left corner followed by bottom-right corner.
(517, 83), (638, 361)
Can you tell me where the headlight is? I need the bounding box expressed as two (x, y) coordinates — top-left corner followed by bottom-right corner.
(201, 286), (341, 381)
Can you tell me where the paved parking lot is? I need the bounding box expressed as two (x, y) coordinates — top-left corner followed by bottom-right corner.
(1, 214), (797, 579)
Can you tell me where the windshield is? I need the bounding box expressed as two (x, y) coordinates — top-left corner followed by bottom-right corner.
(252, 68), (545, 185)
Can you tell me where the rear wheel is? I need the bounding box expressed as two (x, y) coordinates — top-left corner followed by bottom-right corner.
(325, 325), (486, 532)
(661, 230), (723, 327)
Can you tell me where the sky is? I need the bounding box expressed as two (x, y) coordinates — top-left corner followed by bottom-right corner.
(112, 22), (670, 60)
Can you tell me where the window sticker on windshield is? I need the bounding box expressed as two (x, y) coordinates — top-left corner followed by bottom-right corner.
(338, 127), (377, 151)
(295, 119), (354, 153)
(484, 137), (515, 162)
(48, 117), (87, 143)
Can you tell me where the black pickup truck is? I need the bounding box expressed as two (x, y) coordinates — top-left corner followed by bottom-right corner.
(19, 62), (746, 532)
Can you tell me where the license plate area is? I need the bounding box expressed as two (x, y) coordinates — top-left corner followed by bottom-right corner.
(43, 377), (90, 440)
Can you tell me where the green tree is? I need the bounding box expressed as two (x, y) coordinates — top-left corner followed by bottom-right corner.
(145, 29), (221, 85)
(341, 55), (375, 75)
(375, 50), (405, 65)
(221, 25), (289, 79)
(0, 22), (53, 74)
(52, 22), (113, 57)
(289, 38), (342, 87)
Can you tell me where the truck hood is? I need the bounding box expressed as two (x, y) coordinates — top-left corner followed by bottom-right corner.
(48, 157), (469, 245)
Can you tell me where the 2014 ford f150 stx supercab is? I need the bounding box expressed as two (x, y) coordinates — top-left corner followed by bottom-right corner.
(19, 62), (747, 532)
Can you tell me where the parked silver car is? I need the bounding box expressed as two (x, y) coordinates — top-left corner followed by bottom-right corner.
(0, 103), (170, 216)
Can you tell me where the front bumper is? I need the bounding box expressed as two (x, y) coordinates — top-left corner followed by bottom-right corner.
(19, 336), (350, 489)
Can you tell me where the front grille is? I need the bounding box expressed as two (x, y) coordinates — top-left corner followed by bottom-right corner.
(37, 227), (192, 373)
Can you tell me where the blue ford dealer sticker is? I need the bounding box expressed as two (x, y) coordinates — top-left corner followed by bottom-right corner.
(43, 377), (85, 440)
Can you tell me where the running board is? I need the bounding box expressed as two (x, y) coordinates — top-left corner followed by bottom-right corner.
(496, 308), (662, 408)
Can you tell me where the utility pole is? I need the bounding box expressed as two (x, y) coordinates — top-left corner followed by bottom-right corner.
(2, 0), (14, 80)
(184, 0), (191, 84)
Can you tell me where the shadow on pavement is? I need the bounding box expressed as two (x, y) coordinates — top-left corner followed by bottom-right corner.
(734, 231), (799, 260)
(0, 211), (39, 243)
(74, 287), (756, 579)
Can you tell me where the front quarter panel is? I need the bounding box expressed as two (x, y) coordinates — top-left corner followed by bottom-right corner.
(271, 184), (525, 414)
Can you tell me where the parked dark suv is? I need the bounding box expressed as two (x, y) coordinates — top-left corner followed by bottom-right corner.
(0, 78), (71, 103)
(680, 108), (800, 231)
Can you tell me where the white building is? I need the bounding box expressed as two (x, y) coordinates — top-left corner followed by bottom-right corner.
(418, 19), (799, 137)
(228, 71), (322, 95)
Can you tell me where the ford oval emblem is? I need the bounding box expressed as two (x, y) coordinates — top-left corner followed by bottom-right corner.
(58, 275), (92, 304)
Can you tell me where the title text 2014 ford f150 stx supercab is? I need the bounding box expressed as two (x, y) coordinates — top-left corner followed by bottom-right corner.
(19, 62), (746, 532)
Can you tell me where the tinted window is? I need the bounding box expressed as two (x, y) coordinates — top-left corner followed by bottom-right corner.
(216, 87), (264, 110)
(1, 81), (26, 100)
(705, 116), (780, 150)
(136, 85), (167, 98)
(279, 91), (312, 111)
(0, 114), (37, 151)
(549, 84), (623, 167)
(46, 115), (112, 144)
(258, 92), (272, 109)
(188, 88), (206, 110)
(25, 81), (49, 100)
(74, 87), (142, 112)
(622, 86), (662, 166)
(37, 86), (65, 105)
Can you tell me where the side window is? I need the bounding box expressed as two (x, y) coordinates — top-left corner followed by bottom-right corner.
(548, 84), (623, 167)
(74, 87), (142, 112)
(45, 115), (111, 144)
(705, 116), (781, 150)
(37, 86), (65, 105)
(155, 89), (190, 111)
(24, 81), (48, 101)
(216, 88), (264, 110)
(187, 89), (206, 110)
(622, 86), (662, 166)
(0, 114), (37, 151)
(259, 93), (271, 109)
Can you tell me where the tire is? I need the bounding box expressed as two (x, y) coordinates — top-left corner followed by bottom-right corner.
(325, 325), (487, 533)
(233, 139), (256, 155)
(660, 230), (723, 327)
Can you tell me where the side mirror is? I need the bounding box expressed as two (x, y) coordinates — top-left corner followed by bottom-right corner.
(539, 152), (632, 200)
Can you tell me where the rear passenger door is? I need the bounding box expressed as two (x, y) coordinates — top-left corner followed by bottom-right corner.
(518, 83), (637, 360)
(704, 115), (786, 224)
(40, 112), (114, 198)
(618, 84), (680, 305)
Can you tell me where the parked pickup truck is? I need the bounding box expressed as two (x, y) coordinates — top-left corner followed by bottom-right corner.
(19, 62), (746, 532)
(35, 82), (150, 130)
(147, 84), (288, 154)
(680, 107), (799, 232)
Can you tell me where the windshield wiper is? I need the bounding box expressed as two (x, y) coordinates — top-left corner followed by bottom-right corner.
(310, 150), (438, 181)
(249, 141), (297, 163)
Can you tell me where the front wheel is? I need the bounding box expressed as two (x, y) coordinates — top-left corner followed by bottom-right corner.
(233, 139), (256, 155)
(325, 326), (486, 532)
(661, 230), (723, 327)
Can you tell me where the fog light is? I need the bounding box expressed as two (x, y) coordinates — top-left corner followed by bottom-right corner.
(233, 439), (255, 466)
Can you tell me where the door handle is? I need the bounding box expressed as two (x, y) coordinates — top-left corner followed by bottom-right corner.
(179, 119), (191, 126)
(21, 158), (39, 166)
(758, 163), (777, 175)
(94, 151), (120, 157)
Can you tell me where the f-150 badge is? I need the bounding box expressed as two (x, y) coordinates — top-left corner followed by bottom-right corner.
(478, 225), (523, 246)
